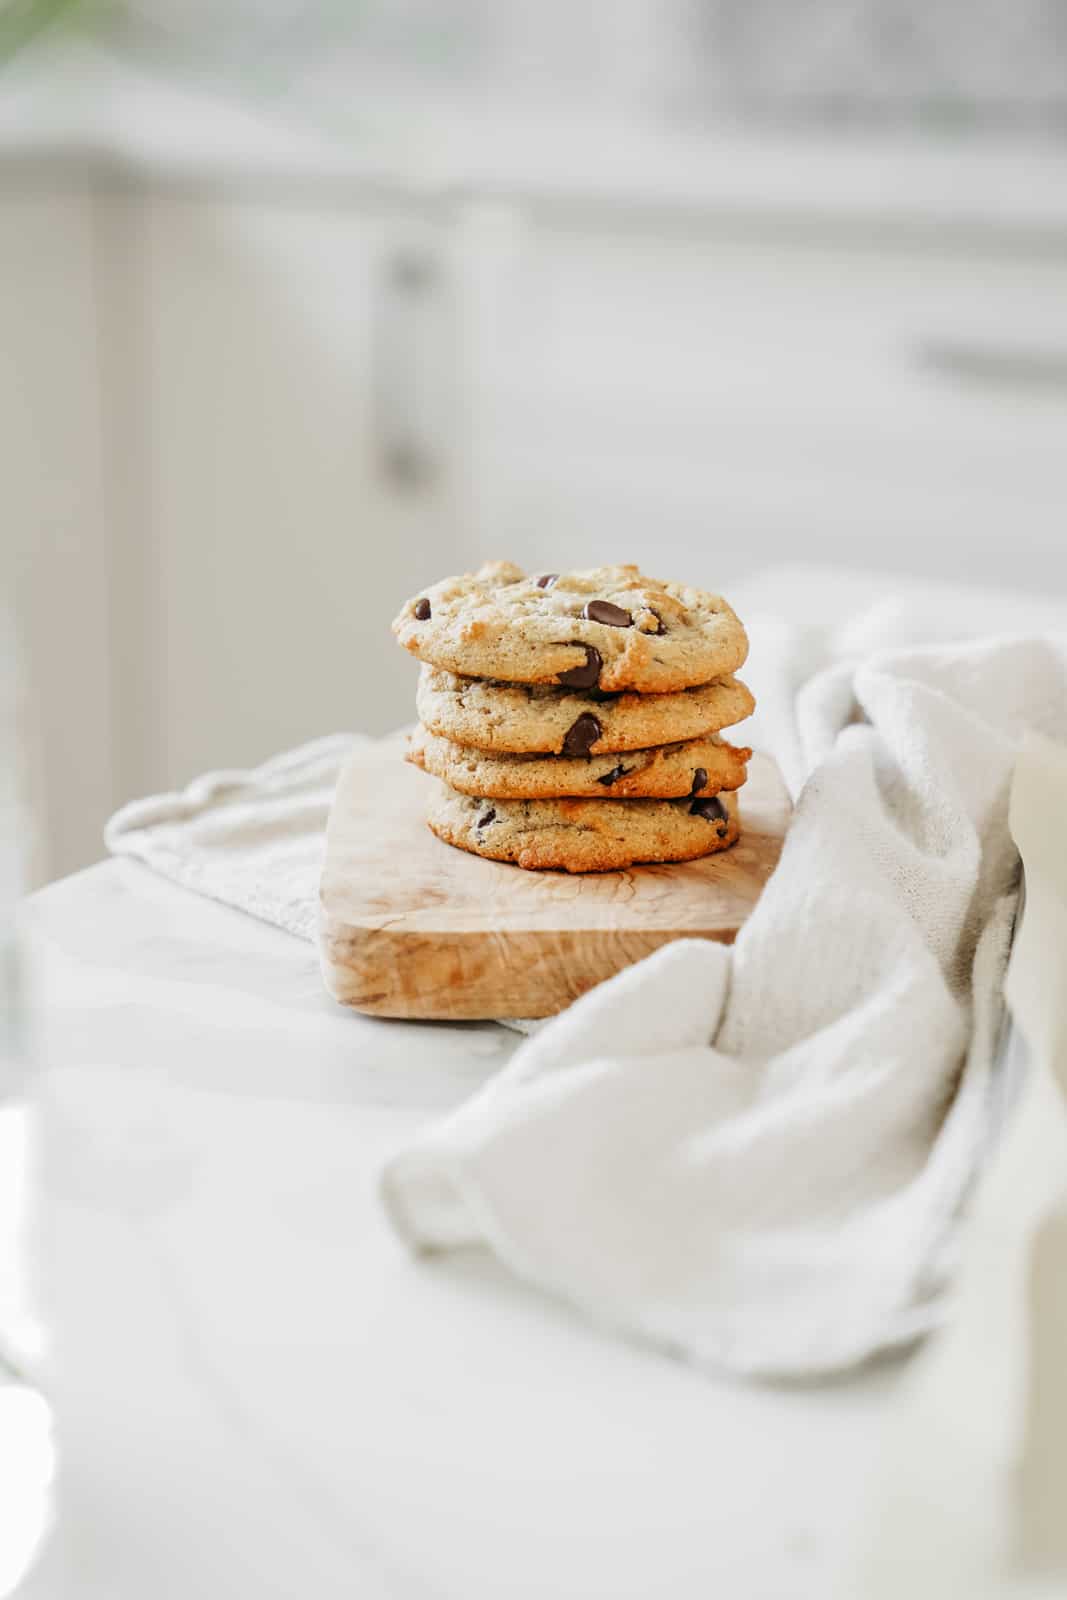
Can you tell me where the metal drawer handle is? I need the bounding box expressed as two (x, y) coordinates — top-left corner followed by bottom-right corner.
(374, 244), (441, 490)
(917, 339), (1067, 394)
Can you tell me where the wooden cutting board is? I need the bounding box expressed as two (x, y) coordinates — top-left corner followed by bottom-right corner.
(318, 732), (790, 1020)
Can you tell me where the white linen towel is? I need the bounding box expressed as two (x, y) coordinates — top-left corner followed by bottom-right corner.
(381, 603), (1067, 1377)
(105, 734), (359, 940)
(104, 577), (1067, 1376)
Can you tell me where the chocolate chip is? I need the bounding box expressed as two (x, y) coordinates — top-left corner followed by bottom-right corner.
(476, 808), (496, 829)
(557, 644), (602, 689)
(413, 598), (431, 620)
(690, 767), (708, 795)
(561, 712), (601, 758)
(595, 763), (632, 787)
(535, 573), (559, 589)
(583, 600), (632, 628)
(689, 795), (728, 837)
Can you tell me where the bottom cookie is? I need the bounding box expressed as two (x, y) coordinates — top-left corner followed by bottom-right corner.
(425, 781), (740, 872)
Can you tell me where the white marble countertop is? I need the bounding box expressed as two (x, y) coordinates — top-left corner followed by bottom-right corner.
(3, 41), (1065, 237)
(16, 857), (912, 1599)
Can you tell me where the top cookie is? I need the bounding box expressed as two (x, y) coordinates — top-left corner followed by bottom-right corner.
(393, 561), (748, 693)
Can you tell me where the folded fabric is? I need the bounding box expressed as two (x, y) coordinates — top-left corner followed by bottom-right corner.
(104, 734), (358, 940)
(382, 617), (1067, 1376)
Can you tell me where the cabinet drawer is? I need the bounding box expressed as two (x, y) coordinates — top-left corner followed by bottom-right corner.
(476, 215), (1067, 587)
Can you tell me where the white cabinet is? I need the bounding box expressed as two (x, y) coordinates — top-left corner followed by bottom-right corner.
(10, 171), (468, 879)
(472, 210), (1067, 592)
(4, 179), (114, 883)
(131, 192), (465, 788)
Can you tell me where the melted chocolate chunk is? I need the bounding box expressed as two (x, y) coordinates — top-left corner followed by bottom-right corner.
(535, 573), (559, 589)
(583, 599), (632, 628)
(556, 644), (602, 689)
(476, 808), (496, 829)
(595, 763), (633, 787)
(689, 795), (728, 837)
(561, 712), (601, 758)
(413, 597), (431, 620)
(690, 767), (708, 795)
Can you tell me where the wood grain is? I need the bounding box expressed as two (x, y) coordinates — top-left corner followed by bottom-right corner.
(318, 732), (790, 1020)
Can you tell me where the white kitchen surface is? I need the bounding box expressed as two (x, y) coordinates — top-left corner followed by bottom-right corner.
(14, 857), (913, 1600)
(4, 40), (1067, 230)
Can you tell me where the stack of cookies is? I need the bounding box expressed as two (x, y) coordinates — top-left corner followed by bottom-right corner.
(392, 562), (754, 873)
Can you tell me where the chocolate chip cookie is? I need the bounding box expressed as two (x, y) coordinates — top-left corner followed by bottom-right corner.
(425, 783), (740, 871)
(415, 666), (754, 755)
(393, 561), (748, 693)
(408, 725), (751, 801)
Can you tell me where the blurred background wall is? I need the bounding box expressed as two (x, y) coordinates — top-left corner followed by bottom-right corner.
(4, 1), (1067, 883)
